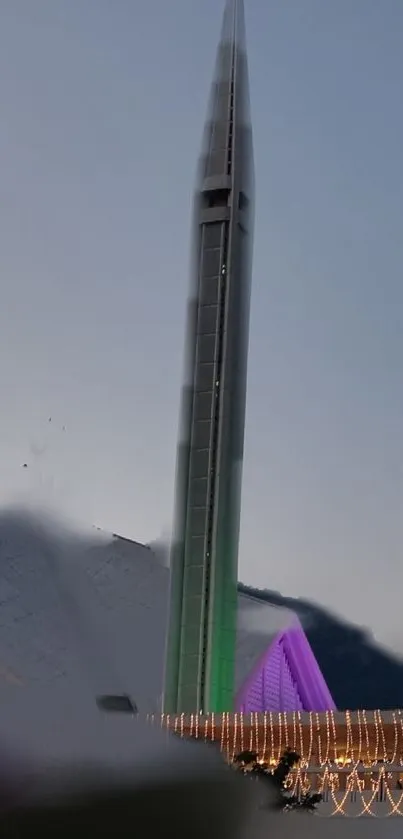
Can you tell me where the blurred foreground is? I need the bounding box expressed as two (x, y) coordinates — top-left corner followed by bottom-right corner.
(0, 508), (400, 834)
(0, 694), (400, 836)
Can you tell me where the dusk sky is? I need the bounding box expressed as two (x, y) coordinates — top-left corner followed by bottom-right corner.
(1, 0), (402, 654)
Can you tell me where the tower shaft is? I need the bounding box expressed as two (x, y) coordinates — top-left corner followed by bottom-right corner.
(164, 0), (254, 714)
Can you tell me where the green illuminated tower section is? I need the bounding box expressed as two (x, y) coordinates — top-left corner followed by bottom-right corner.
(164, 0), (254, 714)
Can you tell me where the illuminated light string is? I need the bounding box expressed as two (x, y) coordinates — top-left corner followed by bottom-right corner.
(241, 711), (245, 757)
(160, 709), (403, 756)
(156, 709), (403, 816)
(159, 709), (403, 765)
(326, 764), (403, 818)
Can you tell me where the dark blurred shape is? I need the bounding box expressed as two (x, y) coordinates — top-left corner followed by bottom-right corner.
(96, 694), (138, 714)
(0, 770), (255, 838)
(233, 747), (321, 813)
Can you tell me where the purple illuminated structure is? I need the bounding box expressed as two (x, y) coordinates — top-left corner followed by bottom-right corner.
(235, 616), (336, 714)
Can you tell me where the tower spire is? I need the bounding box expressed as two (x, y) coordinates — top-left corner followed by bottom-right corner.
(200, 0), (252, 186)
(219, 0), (246, 50)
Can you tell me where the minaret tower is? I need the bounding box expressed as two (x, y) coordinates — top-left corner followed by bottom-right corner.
(164, 0), (254, 714)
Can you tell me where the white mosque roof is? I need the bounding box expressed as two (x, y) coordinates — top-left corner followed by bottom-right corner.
(0, 509), (296, 713)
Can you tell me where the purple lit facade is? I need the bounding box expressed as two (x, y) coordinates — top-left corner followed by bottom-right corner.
(235, 617), (336, 713)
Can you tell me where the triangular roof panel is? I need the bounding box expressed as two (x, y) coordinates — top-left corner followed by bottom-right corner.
(235, 611), (336, 713)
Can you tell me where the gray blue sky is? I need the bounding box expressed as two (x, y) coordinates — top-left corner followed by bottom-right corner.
(0, 0), (402, 652)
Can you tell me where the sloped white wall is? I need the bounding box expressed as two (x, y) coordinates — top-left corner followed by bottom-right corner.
(0, 509), (298, 713)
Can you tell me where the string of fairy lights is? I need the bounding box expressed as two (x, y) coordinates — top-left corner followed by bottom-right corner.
(149, 709), (403, 816)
